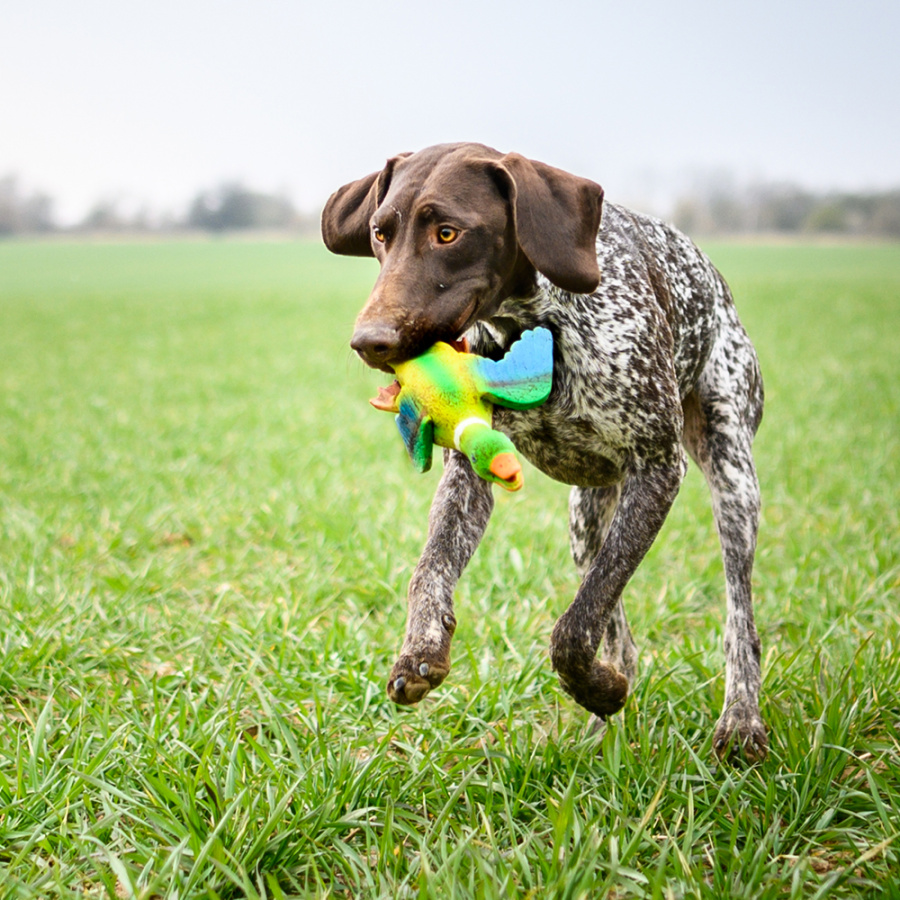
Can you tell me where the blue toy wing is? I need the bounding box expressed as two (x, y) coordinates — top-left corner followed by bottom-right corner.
(395, 394), (434, 473)
(474, 326), (554, 409)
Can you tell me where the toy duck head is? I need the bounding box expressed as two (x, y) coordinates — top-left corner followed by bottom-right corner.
(456, 420), (524, 491)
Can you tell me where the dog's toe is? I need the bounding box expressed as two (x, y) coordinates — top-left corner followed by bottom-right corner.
(388, 673), (429, 705)
(713, 707), (768, 765)
(387, 654), (449, 706)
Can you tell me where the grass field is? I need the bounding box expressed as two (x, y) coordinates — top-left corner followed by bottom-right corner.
(0, 237), (898, 898)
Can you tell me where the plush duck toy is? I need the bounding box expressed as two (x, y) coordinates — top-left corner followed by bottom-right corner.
(370, 327), (554, 491)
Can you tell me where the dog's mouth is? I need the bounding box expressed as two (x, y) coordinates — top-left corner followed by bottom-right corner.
(448, 335), (470, 353)
(352, 292), (483, 373)
(402, 295), (477, 362)
(448, 295), (480, 345)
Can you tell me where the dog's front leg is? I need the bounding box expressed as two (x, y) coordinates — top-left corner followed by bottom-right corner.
(387, 449), (494, 705)
(550, 457), (686, 718)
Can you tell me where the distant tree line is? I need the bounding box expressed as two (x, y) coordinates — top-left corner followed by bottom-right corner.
(0, 176), (321, 237)
(186, 182), (303, 232)
(672, 182), (900, 238)
(2, 171), (900, 239)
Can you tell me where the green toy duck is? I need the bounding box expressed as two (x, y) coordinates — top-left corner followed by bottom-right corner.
(370, 327), (554, 491)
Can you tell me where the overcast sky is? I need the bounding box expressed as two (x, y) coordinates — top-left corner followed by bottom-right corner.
(3, 0), (898, 223)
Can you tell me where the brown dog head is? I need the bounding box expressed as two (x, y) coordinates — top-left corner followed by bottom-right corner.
(321, 143), (604, 370)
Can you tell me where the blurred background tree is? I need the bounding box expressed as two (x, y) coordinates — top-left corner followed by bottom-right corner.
(186, 182), (298, 231)
(0, 176), (55, 235)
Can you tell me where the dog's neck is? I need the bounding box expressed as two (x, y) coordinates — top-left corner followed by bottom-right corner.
(467, 277), (557, 360)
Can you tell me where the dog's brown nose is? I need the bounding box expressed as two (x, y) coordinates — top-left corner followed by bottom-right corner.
(350, 323), (402, 368)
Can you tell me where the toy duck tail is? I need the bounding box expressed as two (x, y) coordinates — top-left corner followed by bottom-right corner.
(474, 327), (554, 410)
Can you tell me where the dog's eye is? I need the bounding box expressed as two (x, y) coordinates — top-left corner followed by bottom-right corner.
(373, 227), (387, 243)
(437, 226), (459, 244)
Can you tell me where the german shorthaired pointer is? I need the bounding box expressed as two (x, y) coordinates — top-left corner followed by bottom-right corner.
(322, 142), (767, 762)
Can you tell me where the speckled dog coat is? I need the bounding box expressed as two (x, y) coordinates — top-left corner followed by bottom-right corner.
(322, 143), (768, 762)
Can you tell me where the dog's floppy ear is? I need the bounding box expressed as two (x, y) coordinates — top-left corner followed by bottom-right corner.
(494, 153), (604, 294)
(321, 154), (411, 256)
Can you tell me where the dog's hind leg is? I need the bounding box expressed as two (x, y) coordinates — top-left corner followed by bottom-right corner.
(569, 485), (639, 735)
(569, 485), (638, 686)
(683, 327), (768, 763)
(552, 460), (685, 720)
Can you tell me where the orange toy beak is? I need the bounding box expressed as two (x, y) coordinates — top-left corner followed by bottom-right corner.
(489, 453), (523, 491)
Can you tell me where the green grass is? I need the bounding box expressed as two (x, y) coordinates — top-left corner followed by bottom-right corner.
(0, 237), (898, 898)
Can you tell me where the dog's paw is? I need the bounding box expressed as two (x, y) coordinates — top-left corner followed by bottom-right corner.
(713, 706), (768, 764)
(387, 653), (450, 705)
(557, 659), (629, 719)
(387, 614), (457, 706)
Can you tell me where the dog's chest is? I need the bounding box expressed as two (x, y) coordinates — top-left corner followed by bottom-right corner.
(473, 287), (684, 487)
